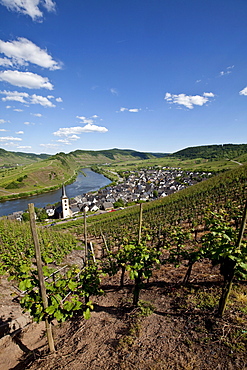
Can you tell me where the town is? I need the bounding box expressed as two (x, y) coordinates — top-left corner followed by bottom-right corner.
(46, 167), (213, 220)
(7, 167), (213, 221)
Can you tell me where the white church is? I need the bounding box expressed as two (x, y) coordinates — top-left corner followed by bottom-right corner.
(54, 185), (73, 219)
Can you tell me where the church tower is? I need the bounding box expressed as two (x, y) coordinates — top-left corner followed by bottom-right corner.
(61, 185), (71, 219)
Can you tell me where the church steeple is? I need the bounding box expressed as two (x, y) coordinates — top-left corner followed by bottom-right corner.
(61, 185), (70, 218)
(61, 184), (67, 199)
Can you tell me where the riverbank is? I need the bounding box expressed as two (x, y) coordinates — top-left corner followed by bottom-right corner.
(0, 169), (111, 217)
(0, 170), (79, 202)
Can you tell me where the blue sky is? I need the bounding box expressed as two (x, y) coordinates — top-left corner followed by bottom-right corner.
(0, 0), (247, 154)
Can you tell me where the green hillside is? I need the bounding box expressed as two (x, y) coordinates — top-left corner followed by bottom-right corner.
(0, 148), (50, 166)
(71, 148), (167, 163)
(0, 144), (246, 201)
(172, 143), (247, 161)
(0, 149), (167, 200)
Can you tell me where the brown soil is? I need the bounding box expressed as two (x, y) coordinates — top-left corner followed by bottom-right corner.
(1, 258), (247, 370)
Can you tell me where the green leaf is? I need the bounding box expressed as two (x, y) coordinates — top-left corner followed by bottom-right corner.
(68, 280), (77, 291)
(45, 305), (56, 315)
(63, 300), (74, 311)
(83, 307), (91, 320)
(19, 264), (30, 273)
(86, 301), (94, 310)
(19, 279), (32, 291)
(43, 256), (53, 264)
(54, 309), (65, 322)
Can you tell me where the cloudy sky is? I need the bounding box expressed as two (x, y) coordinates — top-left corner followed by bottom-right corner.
(0, 0), (247, 154)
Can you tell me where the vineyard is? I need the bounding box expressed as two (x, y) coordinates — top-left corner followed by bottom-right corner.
(0, 163), (247, 369)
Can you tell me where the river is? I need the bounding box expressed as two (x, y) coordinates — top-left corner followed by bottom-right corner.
(0, 168), (111, 217)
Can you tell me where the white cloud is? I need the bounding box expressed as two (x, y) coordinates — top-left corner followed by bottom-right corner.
(110, 88), (118, 96)
(203, 92), (214, 98)
(0, 37), (61, 70)
(1, 90), (56, 107)
(118, 107), (141, 113)
(31, 113), (42, 117)
(239, 87), (247, 96)
(56, 139), (72, 145)
(16, 130), (24, 134)
(0, 90), (29, 103)
(56, 97), (63, 102)
(219, 65), (234, 77)
(76, 116), (95, 125)
(0, 57), (13, 67)
(17, 145), (31, 149)
(54, 124), (108, 137)
(53, 115), (108, 146)
(68, 135), (80, 140)
(0, 119), (6, 124)
(129, 108), (140, 113)
(0, 136), (22, 141)
(0, 129), (7, 131)
(13, 108), (23, 112)
(0, 70), (53, 90)
(164, 92), (214, 109)
(220, 71), (231, 76)
(43, 0), (55, 12)
(0, 0), (56, 21)
(31, 94), (55, 107)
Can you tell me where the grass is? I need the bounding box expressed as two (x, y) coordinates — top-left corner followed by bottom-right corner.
(229, 284), (247, 314)
(117, 300), (155, 351)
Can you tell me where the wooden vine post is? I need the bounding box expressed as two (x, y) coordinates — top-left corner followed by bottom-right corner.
(84, 208), (88, 265)
(28, 203), (55, 353)
(218, 199), (247, 317)
(138, 203), (143, 245)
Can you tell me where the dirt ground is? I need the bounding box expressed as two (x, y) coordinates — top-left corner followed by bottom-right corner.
(1, 258), (247, 370)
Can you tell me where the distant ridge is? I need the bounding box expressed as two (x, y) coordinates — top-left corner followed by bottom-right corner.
(0, 144), (246, 201)
(172, 144), (247, 160)
(71, 148), (169, 161)
(0, 148), (50, 166)
(0, 144), (247, 167)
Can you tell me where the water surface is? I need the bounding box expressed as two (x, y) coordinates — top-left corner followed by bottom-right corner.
(0, 168), (111, 217)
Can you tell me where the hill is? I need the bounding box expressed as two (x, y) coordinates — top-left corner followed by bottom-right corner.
(172, 143), (247, 160)
(70, 148), (168, 163)
(0, 144), (246, 201)
(0, 148), (50, 167)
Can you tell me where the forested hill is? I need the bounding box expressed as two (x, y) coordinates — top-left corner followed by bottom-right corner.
(0, 148), (168, 167)
(172, 144), (247, 160)
(70, 148), (168, 162)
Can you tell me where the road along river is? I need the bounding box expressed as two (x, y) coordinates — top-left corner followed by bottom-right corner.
(0, 168), (111, 217)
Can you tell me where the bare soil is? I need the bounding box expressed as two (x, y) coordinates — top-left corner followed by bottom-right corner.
(1, 258), (247, 370)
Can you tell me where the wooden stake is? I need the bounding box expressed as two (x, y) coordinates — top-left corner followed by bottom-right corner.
(89, 242), (96, 264)
(84, 209), (88, 265)
(138, 203), (143, 245)
(101, 232), (110, 255)
(28, 203), (55, 353)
